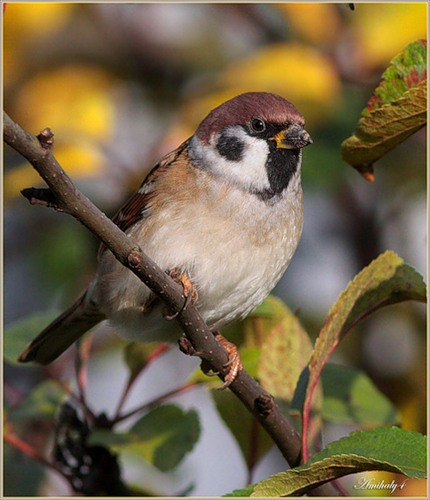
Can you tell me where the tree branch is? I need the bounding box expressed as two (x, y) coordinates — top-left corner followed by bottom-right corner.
(4, 111), (334, 494)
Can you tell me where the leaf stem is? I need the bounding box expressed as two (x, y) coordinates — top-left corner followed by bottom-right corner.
(112, 343), (170, 422)
(113, 380), (200, 425)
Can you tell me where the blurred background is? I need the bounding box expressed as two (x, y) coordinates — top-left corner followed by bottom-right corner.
(3, 3), (427, 497)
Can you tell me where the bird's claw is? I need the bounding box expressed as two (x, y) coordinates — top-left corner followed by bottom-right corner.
(214, 332), (243, 389)
(179, 332), (243, 389)
(163, 268), (198, 320)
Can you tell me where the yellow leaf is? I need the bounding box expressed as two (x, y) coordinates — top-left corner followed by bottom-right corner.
(258, 298), (314, 403)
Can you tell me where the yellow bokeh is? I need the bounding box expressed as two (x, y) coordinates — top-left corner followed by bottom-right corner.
(353, 3), (427, 68)
(9, 65), (116, 141)
(4, 3), (74, 37)
(226, 43), (339, 106)
(278, 3), (342, 45)
(5, 65), (117, 202)
(398, 394), (426, 434)
(4, 142), (105, 203)
(183, 43), (340, 130)
(4, 3), (76, 85)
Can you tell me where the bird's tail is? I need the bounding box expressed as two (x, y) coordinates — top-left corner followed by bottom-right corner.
(18, 293), (105, 365)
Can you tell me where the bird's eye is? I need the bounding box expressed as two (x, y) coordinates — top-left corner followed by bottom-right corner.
(250, 118), (266, 133)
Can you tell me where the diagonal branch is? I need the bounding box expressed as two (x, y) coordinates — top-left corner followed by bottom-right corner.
(3, 111), (334, 494)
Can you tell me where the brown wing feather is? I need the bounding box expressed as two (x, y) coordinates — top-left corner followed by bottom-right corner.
(113, 138), (190, 232)
(98, 138), (190, 257)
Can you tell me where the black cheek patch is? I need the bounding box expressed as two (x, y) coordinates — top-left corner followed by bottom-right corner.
(216, 133), (245, 162)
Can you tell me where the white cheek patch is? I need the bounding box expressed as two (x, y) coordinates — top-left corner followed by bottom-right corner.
(190, 128), (271, 193)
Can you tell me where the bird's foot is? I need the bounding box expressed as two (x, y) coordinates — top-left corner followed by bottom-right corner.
(201, 332), (243, 388)
(215, 332), (243, 388)
(163, 268), (198, 320)
(179, 333), (243, 389)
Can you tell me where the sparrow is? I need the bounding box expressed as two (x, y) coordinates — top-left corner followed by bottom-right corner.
(18, 92), (312, 384)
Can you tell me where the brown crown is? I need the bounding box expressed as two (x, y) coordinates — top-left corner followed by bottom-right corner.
(196, 92), (304, 144)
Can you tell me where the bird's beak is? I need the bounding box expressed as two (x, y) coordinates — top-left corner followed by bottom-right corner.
(272, 123), (313, 150)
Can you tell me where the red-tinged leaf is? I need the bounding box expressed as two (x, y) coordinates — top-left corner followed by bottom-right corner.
(341, 40), (427, 180)
(301, 251), (426, 459)
(212, 297), (310, 470)
(258, 298), (322, 443)
(364, 39), (426, 113)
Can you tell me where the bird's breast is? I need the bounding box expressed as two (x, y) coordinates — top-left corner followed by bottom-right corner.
(94, 170), (303, 340)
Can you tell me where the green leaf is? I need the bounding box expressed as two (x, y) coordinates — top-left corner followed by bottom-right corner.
(302, 251), (426, 418)
(252, 427), (427, 497)
(290, 366), (310, 414)
(212, 389), (273, 471)
(321, 364), (400, 426)
(341, 40), (427, 180)
(8, 380), (67, 421)
(4, 443), (46, 495)
(224, 484), (256, 497)
(4, 311), (59, 365)
(250, 295), (291, 319)
(89, 404), (200, 471)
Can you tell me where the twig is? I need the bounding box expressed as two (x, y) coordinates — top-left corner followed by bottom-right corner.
(114, 380), (200, 425)
(112, 343), (170, 422)
(5, 428), (67, 480)
(4, 112), (336, 494)
(75, 335), (94, 422)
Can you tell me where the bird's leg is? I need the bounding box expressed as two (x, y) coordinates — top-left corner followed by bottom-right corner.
(163, 268), (198, 320)
(165, 269), (242, 387)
